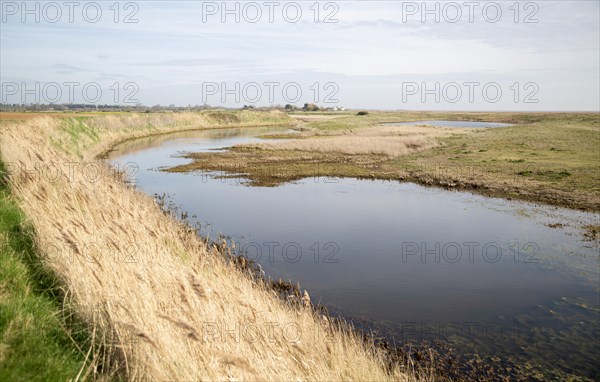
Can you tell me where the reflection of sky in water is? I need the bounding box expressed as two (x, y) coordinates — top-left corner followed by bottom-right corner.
(109, 127), (599, 373)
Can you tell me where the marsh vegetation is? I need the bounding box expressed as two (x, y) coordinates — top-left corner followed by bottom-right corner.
(170, 111), (600, 211)
(0, 112), (415, 381)
(1, 110), (598, 381)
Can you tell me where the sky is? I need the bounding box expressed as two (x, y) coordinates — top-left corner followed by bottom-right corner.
(1, 0), (599, 110)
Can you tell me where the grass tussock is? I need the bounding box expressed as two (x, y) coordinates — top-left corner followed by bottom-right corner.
(0, 116), (410, 381)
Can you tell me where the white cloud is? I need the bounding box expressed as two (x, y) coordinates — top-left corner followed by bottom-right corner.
(1, 0), (598, 110)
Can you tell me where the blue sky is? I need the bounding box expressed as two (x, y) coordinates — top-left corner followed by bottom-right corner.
(1, 1), (599, 110)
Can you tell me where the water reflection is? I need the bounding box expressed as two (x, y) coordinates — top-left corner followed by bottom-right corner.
(109, 127), (599, 378)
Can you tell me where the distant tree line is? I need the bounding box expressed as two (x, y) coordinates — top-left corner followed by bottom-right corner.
(1, 103), (350, 113)
(282, 103), (346, 112)
(0, 103), (217, 113)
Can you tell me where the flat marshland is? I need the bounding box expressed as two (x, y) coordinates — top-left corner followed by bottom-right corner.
(171, 111), (600, 212)
(0, 111), (413, 381)
(1, 110), (598, 381)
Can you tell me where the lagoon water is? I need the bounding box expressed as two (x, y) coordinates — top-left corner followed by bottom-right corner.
(109, 127), (599, 378)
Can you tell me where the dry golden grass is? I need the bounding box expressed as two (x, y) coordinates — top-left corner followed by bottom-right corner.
(251, 135), (437, 156)
(0, 116), (412, 381)
(247, 124), (466, 157)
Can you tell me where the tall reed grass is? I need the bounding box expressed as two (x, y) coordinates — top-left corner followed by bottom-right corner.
(0, 114), (413, 381)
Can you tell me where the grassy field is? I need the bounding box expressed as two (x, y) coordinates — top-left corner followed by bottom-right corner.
(0, 112), (415, 381)
(0, 161), (97, 381)
(169, 111), (600, 212)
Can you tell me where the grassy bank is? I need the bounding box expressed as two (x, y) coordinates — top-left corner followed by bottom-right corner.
(169, 111), (600, 212)
(0, 161), (97, 381)
(0, 112), (410, 381)
(52, 110), (294, 160)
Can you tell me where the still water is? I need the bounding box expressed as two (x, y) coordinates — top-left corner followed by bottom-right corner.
(109, 126), (599, 378)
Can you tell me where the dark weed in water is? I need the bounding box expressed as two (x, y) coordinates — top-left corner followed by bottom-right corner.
(582, 224), (599, 242)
